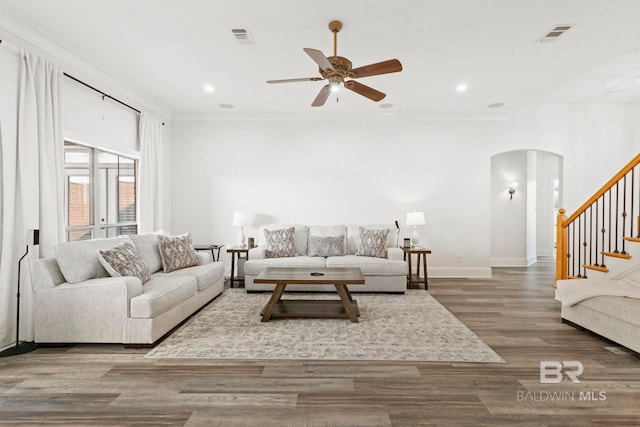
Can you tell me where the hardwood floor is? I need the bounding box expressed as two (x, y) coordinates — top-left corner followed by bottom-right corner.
(1, 261), (639, 426)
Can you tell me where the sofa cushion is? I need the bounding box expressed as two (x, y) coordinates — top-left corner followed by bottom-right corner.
(308, 225), (347, 253)
(264, 227), (297, 258)
(129, 233), (163, 273)
(308, 235), (346, 257)
(259, 224), (309, 255)
(326, 255), (408, 276)
(346, 224), (398, 255)
(244, 256), (326, 276)
(97, 240), (152, 284)
(575, 296), (640, 327)
(55, 237), (132, 284)
(159, 261), (225, 291)
(157, 233), (199, 273)
(130, 275), (197, 318)
(355, 227), (390, 258)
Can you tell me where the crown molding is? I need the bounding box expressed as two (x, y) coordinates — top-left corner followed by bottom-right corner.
(0, 6), (172, 120)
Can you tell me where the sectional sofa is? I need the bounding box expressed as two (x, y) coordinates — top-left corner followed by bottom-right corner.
(244, 224), (408, 293)
(556, 267), (640, 353)
(32, 233), (225, 345)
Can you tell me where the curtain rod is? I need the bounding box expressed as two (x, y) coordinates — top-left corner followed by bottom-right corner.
(63, 73), (165, 125)
(0, 39), (165, 125)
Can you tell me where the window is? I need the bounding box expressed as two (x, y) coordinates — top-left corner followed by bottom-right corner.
(64, 142), (138, 241)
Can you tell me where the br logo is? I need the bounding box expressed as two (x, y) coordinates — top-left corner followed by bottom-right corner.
(540, 361), (583, 384)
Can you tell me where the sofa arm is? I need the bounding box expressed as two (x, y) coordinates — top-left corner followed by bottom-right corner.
(249, 246), (266, 259)
(34, 276), (142, 343)
(196, 251), (210, 265)
(387, 247), (405, 261)
(32, 257), (66, 291)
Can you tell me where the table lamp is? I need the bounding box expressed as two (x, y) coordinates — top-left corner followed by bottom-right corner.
(232, 211), (253, 246)
(406, 211), (425, 246)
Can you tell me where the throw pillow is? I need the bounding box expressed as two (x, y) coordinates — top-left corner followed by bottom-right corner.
(308, 235), (345, 257)
(157, 233), (199, 273)
(355, 227), (389, 258)
(97, 240), (152, 284)
(264, 227), (296, 258)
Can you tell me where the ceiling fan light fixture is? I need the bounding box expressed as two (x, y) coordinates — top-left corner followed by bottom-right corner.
(266, 20), (402, 107)
(328, 76), (341, 92)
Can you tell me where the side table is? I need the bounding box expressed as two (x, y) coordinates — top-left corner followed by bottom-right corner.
(401, 246), (432, 290)
(193, 244), (224, 262)
(227, 246), (250, 288)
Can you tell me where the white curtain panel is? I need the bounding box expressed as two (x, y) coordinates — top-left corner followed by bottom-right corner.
(0, 48), (64, 349)
(138, 112), (164, 234)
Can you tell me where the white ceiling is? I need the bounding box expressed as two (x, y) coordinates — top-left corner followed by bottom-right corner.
(2, 0), (640, 119)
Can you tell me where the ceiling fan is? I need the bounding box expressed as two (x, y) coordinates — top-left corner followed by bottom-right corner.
(266, 20), (403, 107)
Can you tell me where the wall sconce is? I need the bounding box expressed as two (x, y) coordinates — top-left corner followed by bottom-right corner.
(508, 181), (518, 200)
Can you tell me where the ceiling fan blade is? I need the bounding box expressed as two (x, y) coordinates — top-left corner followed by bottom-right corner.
(266, 77), (323, 84)
(303, 48), (335, 72)
(344, 80), (386, 102)
(311, 85), (332, 107)
(350, 59), (402, 78)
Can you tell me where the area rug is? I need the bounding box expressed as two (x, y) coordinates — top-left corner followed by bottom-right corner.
(146, 289), (504, 363)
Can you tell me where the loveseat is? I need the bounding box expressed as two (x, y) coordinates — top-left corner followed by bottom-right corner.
(33, 233), (225, 345)
(244, 224), (408, 293)
(555, 267), (640, 353)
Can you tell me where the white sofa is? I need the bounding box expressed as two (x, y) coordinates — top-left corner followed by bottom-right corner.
(33, 233), (225, 345)
(244, 224), (408, 293)
(556, 268), (640, 353)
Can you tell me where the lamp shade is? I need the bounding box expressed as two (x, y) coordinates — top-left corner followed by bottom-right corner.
(406, 211), (425, 226)
(232, 211), (254, 226)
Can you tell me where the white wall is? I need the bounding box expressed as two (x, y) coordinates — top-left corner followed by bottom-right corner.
(555, 103), (640, 214)
(536, 151), (560, 257)
(490, 150), (528, 266)
(170, 118), (506, 278)
(170, 102), (638, 278)
(526, 151), (537, 266)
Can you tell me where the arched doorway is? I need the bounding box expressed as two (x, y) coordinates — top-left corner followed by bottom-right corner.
(490, 150), (563, 267)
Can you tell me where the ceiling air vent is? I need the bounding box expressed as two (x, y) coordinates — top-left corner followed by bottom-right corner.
(231, 28), (254, 44)
(536, 24), (574, 43)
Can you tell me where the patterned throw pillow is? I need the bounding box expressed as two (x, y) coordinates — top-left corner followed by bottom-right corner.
(355, 227), (390, 258)
(97, 240), (152, 284)
(264, 227), (296, 258)
(157, 233), (199, 273)
(308, 235), (345, 257)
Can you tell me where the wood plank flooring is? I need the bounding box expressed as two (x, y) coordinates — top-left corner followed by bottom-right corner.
(1, 261), (639, 426)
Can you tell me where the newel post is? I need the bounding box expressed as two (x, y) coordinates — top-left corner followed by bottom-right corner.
(556, 208), (568, 280)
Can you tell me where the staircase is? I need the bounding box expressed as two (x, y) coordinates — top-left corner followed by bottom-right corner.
(556, 153), (640, 281)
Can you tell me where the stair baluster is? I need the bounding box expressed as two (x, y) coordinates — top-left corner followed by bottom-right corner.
(556, 153), (640, 280)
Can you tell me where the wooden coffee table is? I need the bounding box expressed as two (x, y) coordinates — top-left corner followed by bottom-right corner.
(254, 267), (365, 323)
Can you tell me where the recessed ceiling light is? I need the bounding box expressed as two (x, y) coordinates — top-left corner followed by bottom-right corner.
(456, 83), (468, 92)
(219, 103), (234, 109)
(203, 84), (215, 93)
(488, 102), (504, 109)
(379, 103), (393, 109)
